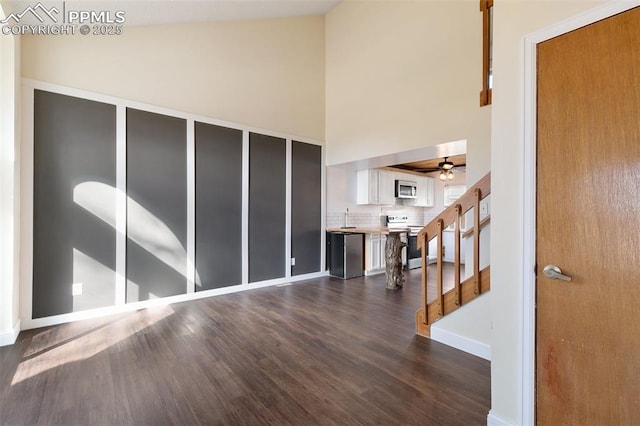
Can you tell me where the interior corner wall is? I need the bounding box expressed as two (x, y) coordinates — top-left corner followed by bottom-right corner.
(325, 0), (491, 179)
(20, 15), (325, 142)
(0, 18), (21, 345)
(490, 1), (607, 424)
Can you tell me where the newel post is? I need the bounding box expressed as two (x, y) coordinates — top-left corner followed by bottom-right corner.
(474, 189), (482, 295)
(454, 204), (462, 306)
(421, 232), (429, 325)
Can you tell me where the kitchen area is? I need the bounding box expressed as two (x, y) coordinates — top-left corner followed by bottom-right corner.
(325, 141), (469, 285)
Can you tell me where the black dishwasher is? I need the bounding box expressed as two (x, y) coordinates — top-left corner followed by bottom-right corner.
(327, 232), (364, 279)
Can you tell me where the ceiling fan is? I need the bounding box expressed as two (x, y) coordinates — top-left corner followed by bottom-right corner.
(438, 157), (455, 170)
(405, 157), (466, 181)
(389, 155), (466, 179)
(414, 156), (466, 177)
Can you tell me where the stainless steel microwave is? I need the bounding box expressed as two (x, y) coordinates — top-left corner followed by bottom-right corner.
(395, 179), (417, 199)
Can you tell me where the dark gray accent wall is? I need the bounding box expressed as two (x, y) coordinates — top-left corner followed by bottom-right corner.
(195, 122), (243, 290)
(291, 141), (322, 276)
(126, 108), (187, 301)
(33, 90), (117, 318)
(249, 133), (286, 282)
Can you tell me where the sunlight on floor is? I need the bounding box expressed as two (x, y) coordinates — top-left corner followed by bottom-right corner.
(11, 306), (175, 386)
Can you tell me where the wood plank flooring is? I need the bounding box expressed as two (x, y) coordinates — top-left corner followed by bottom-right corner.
(0, 269), (490, 425)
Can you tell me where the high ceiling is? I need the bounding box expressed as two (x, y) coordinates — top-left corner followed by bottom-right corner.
(1, 0), (342, 27)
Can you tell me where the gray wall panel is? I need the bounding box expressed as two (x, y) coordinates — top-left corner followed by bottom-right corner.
(195, 122), (243, 290)
(33, 90), (117, 318)
(291, 141), (322, 276)
(126, 108), (187, 301)
(249, 133), (286, 282)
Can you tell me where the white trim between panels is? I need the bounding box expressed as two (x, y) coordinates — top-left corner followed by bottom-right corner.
(520, 1), (640, 425)
(115, 105), (126, 306)
(186, 119), (196, 294)
(19, 85), (34, 324)
(320, 141), (327, 272)
(242, 130), (250, 285)
(285, 138), (292, 278)
(20, 78), (326, 331)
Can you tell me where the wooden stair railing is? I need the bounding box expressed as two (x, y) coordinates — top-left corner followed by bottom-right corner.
(415, 172), (491, 337)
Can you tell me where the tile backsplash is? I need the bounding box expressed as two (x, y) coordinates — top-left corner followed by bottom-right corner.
(326, 212), (382, 228)
(326, 208), (430, 228)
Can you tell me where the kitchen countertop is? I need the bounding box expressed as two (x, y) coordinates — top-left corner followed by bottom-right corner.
(326, 227), (410, 235)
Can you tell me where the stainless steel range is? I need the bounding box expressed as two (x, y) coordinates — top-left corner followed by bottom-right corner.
(406, 226), (424, 269)
(385, 214), (409, 229)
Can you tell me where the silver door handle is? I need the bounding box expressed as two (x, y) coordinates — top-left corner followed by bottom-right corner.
(543, 264), (572, 281)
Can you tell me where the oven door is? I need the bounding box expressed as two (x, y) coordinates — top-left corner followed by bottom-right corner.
(407, 234), (422, 269)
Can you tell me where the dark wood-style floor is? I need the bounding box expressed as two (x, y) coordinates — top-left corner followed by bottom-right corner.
(0, 269), (490, 425)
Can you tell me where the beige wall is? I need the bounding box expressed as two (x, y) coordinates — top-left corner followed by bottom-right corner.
(325, 0), (491, 184)
(0, 5), (21, 345)
(21, 16), (325, 141)
(490, 0), (607, 423)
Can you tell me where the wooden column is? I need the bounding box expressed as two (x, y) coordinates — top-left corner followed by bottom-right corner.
(385, 232), (405, 290)
(474, 189), (482, 295)
(421, 232), (429, 323)
(437, 220), (444, 315)
(454, 204), (462, 306)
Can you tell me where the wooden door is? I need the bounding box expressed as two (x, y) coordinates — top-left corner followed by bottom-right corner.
(536, 7), (640, 424)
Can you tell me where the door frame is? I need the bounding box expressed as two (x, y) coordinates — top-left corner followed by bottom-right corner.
(521, 1), (640, 424)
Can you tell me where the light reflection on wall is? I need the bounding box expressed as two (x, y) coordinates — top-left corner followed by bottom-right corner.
(73, 181), (201, 289)
(72, 248), (115, 311)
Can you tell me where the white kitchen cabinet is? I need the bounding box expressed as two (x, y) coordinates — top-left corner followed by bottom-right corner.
(356, 170), (377, 205)
(356, 169), (395, 205)
(364, 233), (387, 275)
(378, 170), (395, 205)
(408, 176), (435, 207)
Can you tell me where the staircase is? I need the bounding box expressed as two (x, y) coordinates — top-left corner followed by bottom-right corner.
(415, 172), (491, 337)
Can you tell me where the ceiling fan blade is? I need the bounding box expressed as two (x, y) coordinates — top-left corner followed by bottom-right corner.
(415, 167), (441, 173)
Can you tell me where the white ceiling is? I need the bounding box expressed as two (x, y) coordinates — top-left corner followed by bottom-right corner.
(1, 0), (341, 27)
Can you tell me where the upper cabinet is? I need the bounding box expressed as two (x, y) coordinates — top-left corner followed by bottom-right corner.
(356, 169), (395, 205)
(401, 175), (435, 207)
(357, 169), (434, 207)
(378, 170), (395, 205)
(414, 176), (435, 207)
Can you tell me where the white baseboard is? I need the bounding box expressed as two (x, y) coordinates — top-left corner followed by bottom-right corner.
(487, 410), (517, 426)
(21, 270), (329, 331)
(0, 319), (21, 347)
(430, 325), (491, 361)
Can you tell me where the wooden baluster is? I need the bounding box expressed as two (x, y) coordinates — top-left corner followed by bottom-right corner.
(437, 219), (444, 316)
(415, 172), (491, 334)
(422, 232), (429, 325)
(454, 204), (462, 306)
(474, 189), (481, 295)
